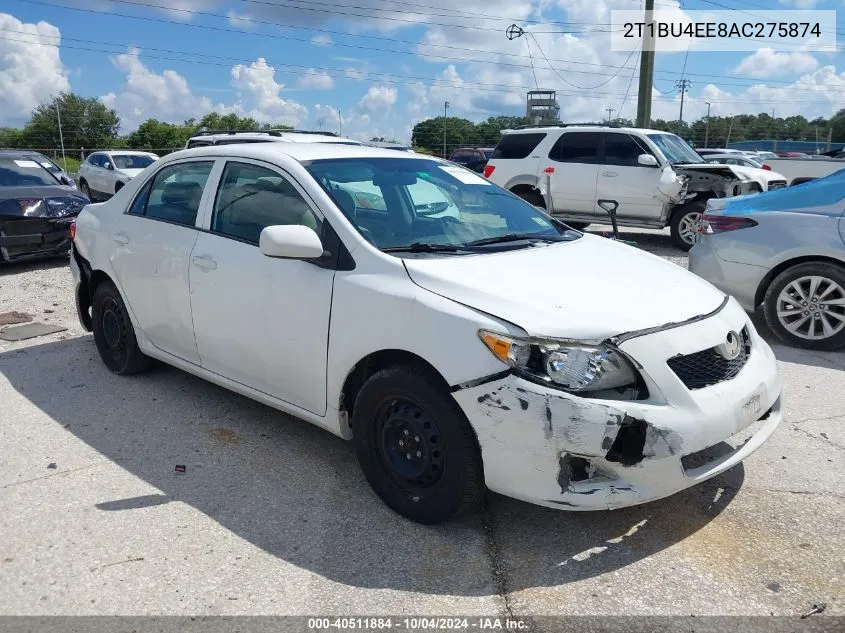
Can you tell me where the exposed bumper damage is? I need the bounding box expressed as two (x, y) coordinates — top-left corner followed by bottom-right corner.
(452, 299), (783, 510)
(655, 164), (760, 206)
(0, 216), (76, 263)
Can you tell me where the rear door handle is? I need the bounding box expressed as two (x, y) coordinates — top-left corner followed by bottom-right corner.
(113, 233), (129, 245)
(602, 171), (618, 177)
(191, 255), (217, 270)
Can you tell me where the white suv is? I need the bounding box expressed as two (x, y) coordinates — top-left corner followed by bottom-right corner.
(78, 151), (159, 201)
(484, 125), (759, 250)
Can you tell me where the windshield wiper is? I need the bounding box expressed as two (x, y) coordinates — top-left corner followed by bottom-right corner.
(381, 242), (474, 253)
(462, 233), (568, 247)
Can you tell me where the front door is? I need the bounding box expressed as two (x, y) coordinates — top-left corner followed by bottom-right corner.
(597, 132), (665, 221)
(109, 159), (216, 364)
(188, 159), (334, 415)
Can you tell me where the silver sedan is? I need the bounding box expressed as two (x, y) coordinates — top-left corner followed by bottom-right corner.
(689, 173), (845, 350)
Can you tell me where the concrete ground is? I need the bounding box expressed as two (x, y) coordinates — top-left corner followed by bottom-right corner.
(0, 227), (843, 621)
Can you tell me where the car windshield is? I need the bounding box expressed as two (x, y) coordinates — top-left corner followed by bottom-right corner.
(305, 157), (578, 254)
(0, 157), (59, 187)
(647, 134), (704, 165)
(112, 154), (156, 169)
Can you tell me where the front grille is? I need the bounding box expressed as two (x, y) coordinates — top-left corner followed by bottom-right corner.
(667, 327), (751, 390)
(768, 180), (787, 190)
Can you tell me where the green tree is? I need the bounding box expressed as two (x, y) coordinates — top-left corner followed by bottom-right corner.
(125, 119), (195, 151)
(411, 116), (479, 156)
(20, 92), (120, 150)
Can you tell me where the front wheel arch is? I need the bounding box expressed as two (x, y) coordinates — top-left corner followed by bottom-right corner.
(755, 256), (845, 309)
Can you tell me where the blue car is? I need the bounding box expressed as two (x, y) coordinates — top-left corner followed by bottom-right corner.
(690, 169), (845, 351)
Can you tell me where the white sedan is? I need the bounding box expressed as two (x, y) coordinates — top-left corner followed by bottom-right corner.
(704, 154), (788, 191)
(69, 143), (783, 523)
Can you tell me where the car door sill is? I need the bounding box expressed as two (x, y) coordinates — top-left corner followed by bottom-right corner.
(138, 340), (345, 438)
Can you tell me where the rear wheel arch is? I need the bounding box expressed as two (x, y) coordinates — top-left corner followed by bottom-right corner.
(755, 256), (845, 309)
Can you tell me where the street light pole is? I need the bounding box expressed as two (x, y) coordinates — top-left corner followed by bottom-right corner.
(56, 101), (66, 168)
(443, 101), (449, 158)
(605, 107), (615, 122)
(704, 101), (711, 148)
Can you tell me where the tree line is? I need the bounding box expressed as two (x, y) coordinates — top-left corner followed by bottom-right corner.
(0, 92), (292, 154)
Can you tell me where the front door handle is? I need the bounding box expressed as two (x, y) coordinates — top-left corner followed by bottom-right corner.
(602, 171), (618, 177)
(113, 233), (129, 245)
(191, 255), (217, 270)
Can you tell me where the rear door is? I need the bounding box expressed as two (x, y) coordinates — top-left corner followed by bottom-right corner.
(598, 132), (665, 220)
(109, 159), (216, 364)
(542, 132), (600, 215)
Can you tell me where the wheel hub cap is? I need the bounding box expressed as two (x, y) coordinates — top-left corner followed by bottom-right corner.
(379, 401), (444, 488)
(679, 213), (701, 245)
(776, 275), (845, 340)
(102, 307), (122, 348)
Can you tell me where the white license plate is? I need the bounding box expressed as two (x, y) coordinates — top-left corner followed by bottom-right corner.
(739, 391), (763, 427)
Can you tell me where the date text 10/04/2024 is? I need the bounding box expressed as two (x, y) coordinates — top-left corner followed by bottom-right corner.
(307, 618), (531, 630)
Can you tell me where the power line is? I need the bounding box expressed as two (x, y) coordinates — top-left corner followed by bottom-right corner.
(527, 32), (639, 90)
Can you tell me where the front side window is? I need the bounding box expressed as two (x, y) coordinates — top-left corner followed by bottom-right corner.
(306, 157), (579, 254)
(211, 162), (320, 244)
(141, 161), (214, 226)
(549, 132), (600, 164)
(604, 134), (650, 167)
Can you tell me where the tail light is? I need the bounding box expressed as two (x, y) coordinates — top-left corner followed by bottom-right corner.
(69, 219), (76, 241)
(762, 164), (771, 171)
(483, 164), (496, 178)
(699, 214), (758, 234)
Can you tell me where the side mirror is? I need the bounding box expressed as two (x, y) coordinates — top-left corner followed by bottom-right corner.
(259, 225), (324, 259)
(104, 162), (113, 170)
(60, 175), (73, 186)
(637, 154), (659, 167)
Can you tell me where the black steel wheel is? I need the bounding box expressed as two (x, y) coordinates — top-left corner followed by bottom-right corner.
(92, 280), (152, 374)
(352, 365), (484, 524)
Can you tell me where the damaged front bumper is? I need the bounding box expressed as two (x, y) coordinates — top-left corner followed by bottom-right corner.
(452, 299), (782, 511)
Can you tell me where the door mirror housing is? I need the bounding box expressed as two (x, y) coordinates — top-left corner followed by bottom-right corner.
(259, 225), (325, 259)
(637, 154), (659, 167)
(104, 161), (113, 170)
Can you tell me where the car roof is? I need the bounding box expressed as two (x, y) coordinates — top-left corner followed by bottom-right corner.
(188, 131), (363, 145)
(500, 126), (673, 136)
(105, 150), (159, 156)
(166, 142), (439, 164)
(0, 150), (49, 158)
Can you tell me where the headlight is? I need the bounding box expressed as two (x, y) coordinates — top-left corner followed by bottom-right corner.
(479, 330), (638, 393)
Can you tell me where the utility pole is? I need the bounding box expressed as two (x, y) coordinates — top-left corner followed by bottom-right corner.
(726, 116), (734, 146)
(827, 127), (833, 152)
(635, 0), (656, 128)
(338, 108), (342, 137)
(605, 107), (615, 122)
(56, 100), (66, 168)
(443, 101), (449, 158)
(676, 78), (691, 124)
(704, 101), (711, 148)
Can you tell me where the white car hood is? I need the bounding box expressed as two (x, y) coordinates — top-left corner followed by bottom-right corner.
(724, 164), (786, 183)
(118, 168), (145, 179)
(404, 234), (726, 340)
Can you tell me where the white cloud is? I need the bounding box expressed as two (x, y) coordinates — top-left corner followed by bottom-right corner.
(733, 49), (819, 79)
(778, 0), (821, 7)
(311, 34), (333, 46)
(229, 58), (308, 124)
(345, 67), (367, 81)
(359, 85), (398, 110)
(298, 69), (335, 90)
(101, 51), (307, 130)
(0, 13), (70, 125)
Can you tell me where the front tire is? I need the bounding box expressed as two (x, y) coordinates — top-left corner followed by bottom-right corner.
(670, 200), (706, 251)
(80, 180), (93, 201)
(351, 366), (485, 524)
(763, 262), (845, 351)
(92, 281), (152, 374)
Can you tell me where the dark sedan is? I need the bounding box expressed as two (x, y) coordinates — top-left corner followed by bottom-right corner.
(0, 153), (89, 263)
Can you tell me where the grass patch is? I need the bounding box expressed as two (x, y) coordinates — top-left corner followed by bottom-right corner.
(55, 156), (82, 174)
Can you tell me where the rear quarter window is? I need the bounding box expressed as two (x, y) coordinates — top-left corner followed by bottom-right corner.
(491, 133), (546, 160)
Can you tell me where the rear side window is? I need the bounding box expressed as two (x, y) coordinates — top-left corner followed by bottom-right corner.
(604, 133), (649, 166)
(186, 140), (211, 148)
(138, 161), (214, 226)
(491, 133), (546, 159)
(549, 132), (600, 164)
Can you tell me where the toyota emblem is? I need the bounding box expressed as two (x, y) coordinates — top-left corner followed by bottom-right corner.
(717, 331), (742, 360)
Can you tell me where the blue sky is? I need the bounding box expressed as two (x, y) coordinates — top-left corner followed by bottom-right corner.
(1, 0), (844, 142)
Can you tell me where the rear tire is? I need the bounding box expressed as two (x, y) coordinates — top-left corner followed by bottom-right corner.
(351, 365), (485, 524)
(763, 262), (845, 351)
(670, 200), (706, 251)
(92, 281), (152, 374)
